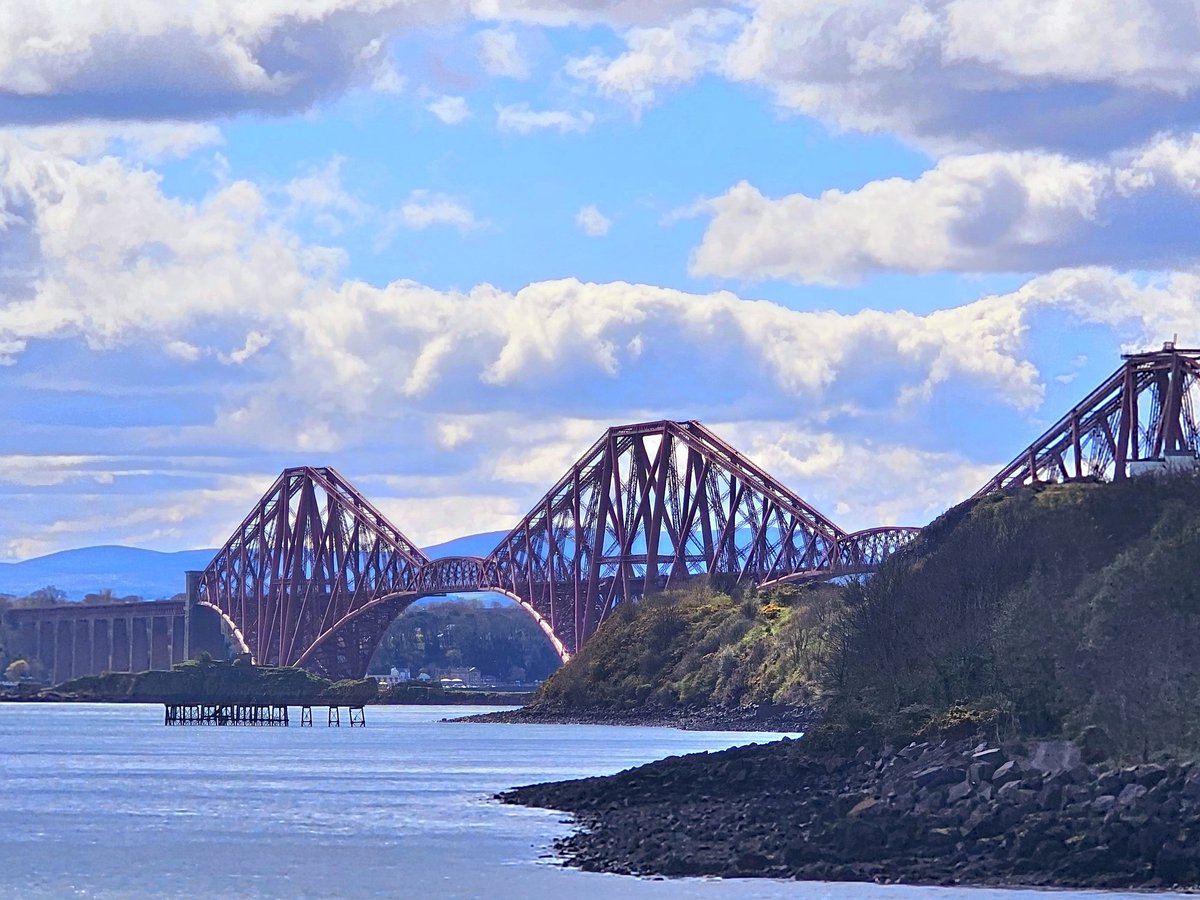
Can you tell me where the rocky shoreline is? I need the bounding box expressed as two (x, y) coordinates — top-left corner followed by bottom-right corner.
(500, 733), (1200, 890)
(452, 700), (821, 733)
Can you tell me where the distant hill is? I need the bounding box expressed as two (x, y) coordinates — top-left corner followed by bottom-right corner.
(421, 530), (508, 559)
(0, 546), (215, 601)
(0, 530), (513, 601)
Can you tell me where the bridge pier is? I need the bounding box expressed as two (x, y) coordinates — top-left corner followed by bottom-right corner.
(73, 620), (92, 682)
(2, 600), (214, 685)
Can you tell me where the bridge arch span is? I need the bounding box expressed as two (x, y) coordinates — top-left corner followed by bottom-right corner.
(196, 422), (918, 679)
(286, 585), (571, 680)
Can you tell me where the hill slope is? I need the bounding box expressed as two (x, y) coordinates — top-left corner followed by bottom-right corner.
(0, 530), (512, 601)
(0, 546), (215, 600)
(501, 474), (1200, 755)
(829, 475), (1200, 755)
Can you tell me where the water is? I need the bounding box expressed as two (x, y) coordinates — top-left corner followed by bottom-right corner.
(0, 704), (1165, 899)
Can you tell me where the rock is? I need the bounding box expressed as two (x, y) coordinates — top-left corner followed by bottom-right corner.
(1116, 783), (1147, 808)
(915, 789), (947, 815)
(914, 765), (963, 789)
(1091, 795), (1117, 814)
(1078, 726), (1117, 764)
(947, 780), (973, 804)
(1038, 782), (1064, 811)
(1026, 740), (1081, 776)
(1155, 843), (1199, 885)
(962, 807), (1003, 839)
(847, 797), (878, 817)
(997, 779), (1025, 800)
(1133, 764), (1168, 788)
(1183, 772), (1200, 800)
(992, 760), (1022, 785)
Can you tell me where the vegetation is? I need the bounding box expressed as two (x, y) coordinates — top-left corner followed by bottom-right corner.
(535, 580), (846, 711)
(371, 599), (562, 682)
(532, 474), (1200, 759)
(49, 655), (379, 704)
(4, 659), (29, 681)
(824, 475), (1200, 757)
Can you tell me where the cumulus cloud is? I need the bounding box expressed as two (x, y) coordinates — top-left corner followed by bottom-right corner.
(724, 0), (1200, 154)
(427, 94), (471, 124)
(0, 1), (459, 124)
(4, 133), (1199, 555)
(496, 103), (594, 134)
(575, 204), (611, 237)
(0, 1), (726, 125)
(719, 423), (998, 530)
(549, 1), (1200, 154)
(478, 28), (530, 79)
(566, 8), (743, 110)
(691, 137), (1200, 283)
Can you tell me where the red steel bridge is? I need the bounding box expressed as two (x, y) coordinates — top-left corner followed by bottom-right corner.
(973, 344), (1200, 495)
(11, 345), (1196, 682)
(194, 420), (918, 678)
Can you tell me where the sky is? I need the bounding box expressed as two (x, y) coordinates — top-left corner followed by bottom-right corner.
(2, 0), (1200, 560)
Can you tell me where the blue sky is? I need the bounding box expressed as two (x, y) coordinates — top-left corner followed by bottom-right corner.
(1, 1), (1199, 560)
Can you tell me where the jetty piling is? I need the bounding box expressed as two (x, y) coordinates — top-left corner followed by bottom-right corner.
(163, 703), (289, 726)
(162, 703), (363, 727)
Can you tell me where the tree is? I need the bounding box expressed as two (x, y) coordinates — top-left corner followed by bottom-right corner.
(5, 659), (30, 681)
(21, 586), (66, 607)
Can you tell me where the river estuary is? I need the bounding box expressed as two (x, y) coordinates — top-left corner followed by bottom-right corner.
(0, 704), (1179, 899)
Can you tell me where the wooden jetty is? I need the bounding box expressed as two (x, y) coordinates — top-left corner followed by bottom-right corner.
(163, 703), (366, 727)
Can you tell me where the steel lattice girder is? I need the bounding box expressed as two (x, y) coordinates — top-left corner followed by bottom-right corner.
(481, 420), (918, 656)
(198, 423), (920, 676)
(974, 346), (1200, 497)
(197, 466), (429, 668)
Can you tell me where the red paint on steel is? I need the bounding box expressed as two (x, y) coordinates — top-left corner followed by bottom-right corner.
(974, 346), (1200, 497)
(197, 421), (920, 679)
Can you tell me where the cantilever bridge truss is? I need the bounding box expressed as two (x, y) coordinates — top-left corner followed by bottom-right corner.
(197, 420), (919, 679)
(974, 345), (1200, 496)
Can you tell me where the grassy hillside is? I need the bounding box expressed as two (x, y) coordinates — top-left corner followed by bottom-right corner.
(530, 474), (1200, 757)
(828, 475), (1200, 756)
(535, 580), (845, 711)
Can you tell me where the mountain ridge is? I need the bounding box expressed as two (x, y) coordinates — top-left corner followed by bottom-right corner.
(0, 530), (511, 601)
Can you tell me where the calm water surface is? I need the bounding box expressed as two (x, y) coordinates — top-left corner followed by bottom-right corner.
(0, 704), (1168, 899)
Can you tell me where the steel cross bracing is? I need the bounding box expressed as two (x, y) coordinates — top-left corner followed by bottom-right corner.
(483, 420), (917, 655)
(974, 346), (1200, 497)
(198, 422), (920, 679)
(196, 466), (430, 676)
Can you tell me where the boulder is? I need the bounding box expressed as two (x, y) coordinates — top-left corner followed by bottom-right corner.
(1116, 783), (1147, 808)
(1078, 725), (1117, 764)
(947, 780), (973, 805)
(992, 760), (1022, 785)
(1025, 740), (1081, 776)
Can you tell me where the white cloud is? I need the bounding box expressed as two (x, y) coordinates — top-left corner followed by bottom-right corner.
(496, 103), (594, 134)
(575, 204), (611, 237)
(389, 190), (482, 232)
(427, 94), (471, 124)
(478, 29), (530, 79)
(5, 133), (1200, 556)
(692, 137), (1200, 284)
(722, 0), (1200, 154)
(0, 1), (456, 124)
(566, 8), (743, 110)
(283, 157), (366, 234)
(718, 423), (999, 530)
(219, 330), (272, 365)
